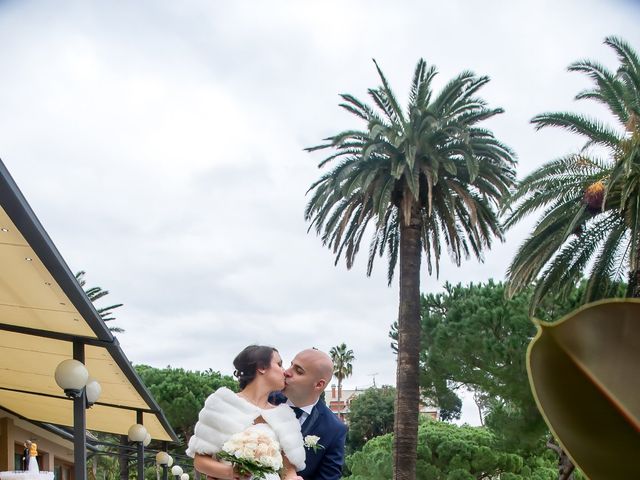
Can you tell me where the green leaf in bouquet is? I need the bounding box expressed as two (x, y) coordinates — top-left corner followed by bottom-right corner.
(217, 451), (279, 479)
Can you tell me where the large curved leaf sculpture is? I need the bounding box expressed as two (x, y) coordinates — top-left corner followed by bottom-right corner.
(527, 299), (640, 478)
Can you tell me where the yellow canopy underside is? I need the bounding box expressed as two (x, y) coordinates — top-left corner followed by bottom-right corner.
(0, 205), (174, 441)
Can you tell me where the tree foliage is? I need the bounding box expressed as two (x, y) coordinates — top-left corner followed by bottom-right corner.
(420, 280), (546, 450)
(135, 364), (237, 446)
(345, 419), (559, 480)
(504, 36), (640, 309)
(346, 386), (396, 452)
(387, 280), (602, 478)
(389, 281), (604, 449)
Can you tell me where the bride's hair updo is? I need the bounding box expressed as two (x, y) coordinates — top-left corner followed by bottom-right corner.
(233, 345), (278, 389)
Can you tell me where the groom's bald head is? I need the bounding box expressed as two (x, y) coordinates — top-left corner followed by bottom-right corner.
(300, 348), (334, 379)
(283, 348), (334, 406)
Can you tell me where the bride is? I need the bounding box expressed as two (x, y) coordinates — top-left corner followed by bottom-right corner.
(186, 345), (305, 480)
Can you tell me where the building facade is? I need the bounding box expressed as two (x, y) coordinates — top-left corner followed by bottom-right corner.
(326, 385), (439, 423)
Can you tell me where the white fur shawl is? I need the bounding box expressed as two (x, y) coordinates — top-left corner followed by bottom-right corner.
(185, 387), (306, 471)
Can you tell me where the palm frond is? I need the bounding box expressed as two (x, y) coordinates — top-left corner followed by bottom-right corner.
(532, 112), (622, 148)
(372, 59), (406, 126)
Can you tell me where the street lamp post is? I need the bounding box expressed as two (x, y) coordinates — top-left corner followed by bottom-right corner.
(128, 420), (148, 480)
(156, 451), (171, 480)
(54, 344), (102, 480)
(171, 465), (183, 480)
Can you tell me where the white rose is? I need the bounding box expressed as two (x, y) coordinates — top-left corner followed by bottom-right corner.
(246, 442), (258, 452)
(304, 435), (320, 448)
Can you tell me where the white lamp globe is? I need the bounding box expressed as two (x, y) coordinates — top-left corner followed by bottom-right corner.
(155, 452), (170, 466)
(166, 455), (174, 467)
(143, 433), (151, 447)
(54, 359), (89, 391)
(181, 474), (189, 480)
(171, 466), (183, 476)
(85, 378), (102, 405)
(128, 424), (148, 443)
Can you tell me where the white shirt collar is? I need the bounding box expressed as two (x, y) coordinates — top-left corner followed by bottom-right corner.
(286, 398), (318, 415)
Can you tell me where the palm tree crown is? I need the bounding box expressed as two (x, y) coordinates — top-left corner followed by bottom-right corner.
(329, 343), (355, 402)
(306, 60), (516, 282)
(76, 270), (124, 333)
(504, 36), (640, 308)
(306, 58), (515, 480)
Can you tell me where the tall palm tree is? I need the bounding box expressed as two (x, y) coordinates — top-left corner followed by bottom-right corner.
(76, 270), (124, 332)
(329, 343), (354, 402)
(504, 36), (640, 309)
(305, 59), (515, 480)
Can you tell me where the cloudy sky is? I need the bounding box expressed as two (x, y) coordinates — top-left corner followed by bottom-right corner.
(1, 0), (639, 424)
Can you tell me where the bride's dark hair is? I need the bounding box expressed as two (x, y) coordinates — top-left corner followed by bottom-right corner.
(233, 345), (278, 389)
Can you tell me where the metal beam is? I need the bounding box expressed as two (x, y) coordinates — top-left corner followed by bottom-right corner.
(0, 322), (115, 347)
(0, 386), (157, 414)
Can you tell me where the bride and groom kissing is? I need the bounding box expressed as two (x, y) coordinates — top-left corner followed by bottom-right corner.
(186, 345), (348, 480)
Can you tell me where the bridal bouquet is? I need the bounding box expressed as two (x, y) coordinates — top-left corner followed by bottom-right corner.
(217, 425), (283, 479)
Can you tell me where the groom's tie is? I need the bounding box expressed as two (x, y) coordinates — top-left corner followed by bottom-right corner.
(291, 406), (305, 419)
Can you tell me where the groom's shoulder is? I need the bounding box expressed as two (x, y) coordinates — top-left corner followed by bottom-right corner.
(317, 401), (347, 433)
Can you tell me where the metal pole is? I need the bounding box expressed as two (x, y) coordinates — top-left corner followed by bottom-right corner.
(162, 442), (168, 480)
(136, 443), (144, 480)
(118, 435), (129, 480)
(137, 411), (144, 480)
(73, 342), (87, 480)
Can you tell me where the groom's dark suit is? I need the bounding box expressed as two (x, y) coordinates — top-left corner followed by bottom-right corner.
(271, 393), (347, 480)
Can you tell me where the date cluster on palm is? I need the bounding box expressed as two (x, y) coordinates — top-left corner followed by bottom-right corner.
(527, 300), (640, 479)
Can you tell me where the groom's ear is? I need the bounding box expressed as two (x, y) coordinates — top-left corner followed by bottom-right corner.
(315, 378), (327, 391)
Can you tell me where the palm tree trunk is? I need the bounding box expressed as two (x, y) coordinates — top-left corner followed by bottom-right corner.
(337, 377), (342, 403)
(393, 207), (422, 480)
(628, 261), (640, 298)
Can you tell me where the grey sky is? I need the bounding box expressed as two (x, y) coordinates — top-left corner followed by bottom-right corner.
(1, 0), (638, 424)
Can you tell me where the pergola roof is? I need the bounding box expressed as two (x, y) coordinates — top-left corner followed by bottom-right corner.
(0, 159), (177, 442)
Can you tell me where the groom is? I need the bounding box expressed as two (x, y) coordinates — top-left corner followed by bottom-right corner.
(272, 348), (347, 480)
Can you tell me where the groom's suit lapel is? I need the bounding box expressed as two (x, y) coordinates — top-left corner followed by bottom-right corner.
(301, 403), (322, 437)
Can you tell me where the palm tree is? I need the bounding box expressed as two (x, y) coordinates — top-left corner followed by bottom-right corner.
(504, 36), (640, 310)
(305, 59), (515, 480)
(76, 270), (124, 332)
(329, 343), (354, 402)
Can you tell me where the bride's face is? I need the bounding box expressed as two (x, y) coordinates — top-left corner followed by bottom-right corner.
(263, 351), (285, 390)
